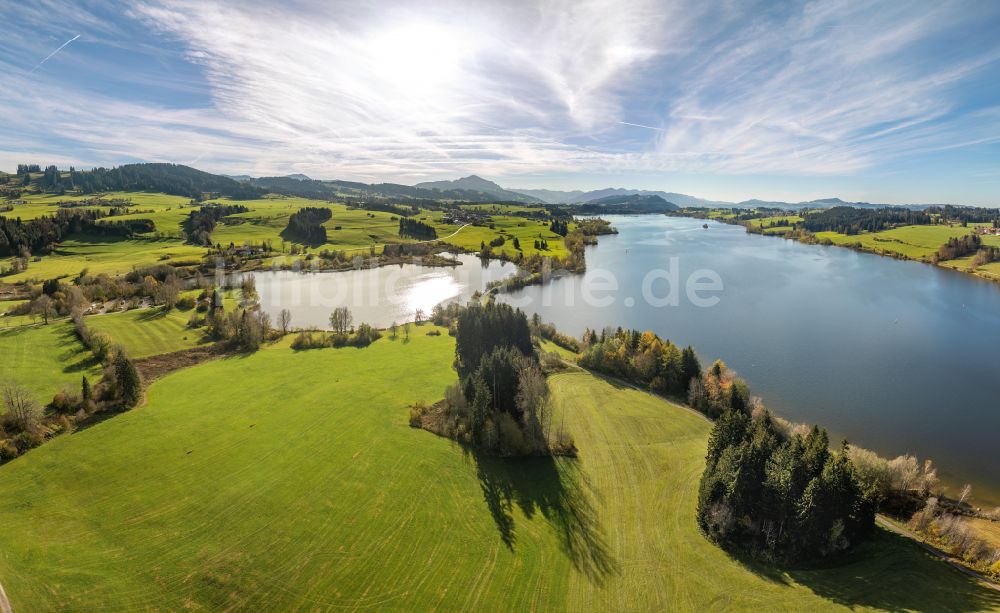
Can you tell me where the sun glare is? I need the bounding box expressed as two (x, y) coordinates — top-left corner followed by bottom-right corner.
(369, 23), (466, 94)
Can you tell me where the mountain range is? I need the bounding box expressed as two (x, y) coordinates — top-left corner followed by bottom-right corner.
(224, 170), (948, 210)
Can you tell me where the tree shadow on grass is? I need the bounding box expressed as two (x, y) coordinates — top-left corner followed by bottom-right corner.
(725, 529), (1000, 612)
(470, 450), (620, 586)
(136, 307), (170, 321)
(54, 324), (100, 374)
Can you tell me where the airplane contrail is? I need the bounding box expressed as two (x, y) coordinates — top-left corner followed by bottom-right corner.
(618, 121), (665, 132)
(29, 34), (81, 74)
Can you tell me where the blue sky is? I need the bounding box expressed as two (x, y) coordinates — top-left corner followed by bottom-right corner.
(2, 0), (999, 205)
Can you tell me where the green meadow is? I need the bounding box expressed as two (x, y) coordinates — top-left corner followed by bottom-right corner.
(816, 225), (982, 260)
(746, 214), (803, 235)
(2, 192), (572, 283)
(84, 291), (242, 359)
(0, 322), (101, 402)
(85, 306), (207, 359)
(2, 236), (206, 283)
(0, 329), (996, 610)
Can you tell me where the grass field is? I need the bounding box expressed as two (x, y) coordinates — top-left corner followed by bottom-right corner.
(0, 322), (101, 403)
(1, 235), (206, 283)
(0, 330), (996, 610)
(84, 291), (242, 358)
(2, 191), (571, 282)
(815, 225), (981, 260)
(85, 306), (207, 359)
(745, 214), (803, 235)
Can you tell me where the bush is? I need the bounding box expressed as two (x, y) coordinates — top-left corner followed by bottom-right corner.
(49, 391), (80, 414)
(12, 431), (43, 453)
(176, 296), (196, 310)
(0, 441), (18, 462)
(291, 329), (326, 350)
(409, 402), (428, 428)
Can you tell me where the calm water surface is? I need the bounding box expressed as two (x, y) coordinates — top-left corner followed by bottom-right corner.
(500, 216), (1000, 506)
(251, 254), (515, 330)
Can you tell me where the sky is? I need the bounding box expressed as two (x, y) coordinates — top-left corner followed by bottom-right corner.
(1, 0), (999, 205)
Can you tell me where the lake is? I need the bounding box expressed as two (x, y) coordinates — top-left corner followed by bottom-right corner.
(500, 216), (1000, 507)
(250, 254), (515, 330)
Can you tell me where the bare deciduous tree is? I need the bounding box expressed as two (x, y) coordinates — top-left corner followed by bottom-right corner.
(958, 484), (972, 506)
(329, 307), (353, 335)
(31, 294), (55, 324)
(279, 309), (292, 335)
(2, 382), (41, 431)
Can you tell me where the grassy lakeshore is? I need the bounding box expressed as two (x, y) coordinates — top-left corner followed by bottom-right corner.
(699, 210), (1000, 284)
(0, 330), (996, 610)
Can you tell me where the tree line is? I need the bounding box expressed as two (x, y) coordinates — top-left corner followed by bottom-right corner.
(698, 406), (876, 563)
(800, 206), (931, 235)
(572, 325), (878, 563)
(934, 233), (993, 262)
(398, 217), (437, 240)
(0, 208), (156, 258)
(281, 207), (332, 246)
(14, 162), (265, 200)
(184, 204), (250, 245)
(578, 327), (701, 399)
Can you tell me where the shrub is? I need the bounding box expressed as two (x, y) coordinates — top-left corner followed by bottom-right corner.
(409, 402), (428, 428)
(0, 441), (18, 462)
(291, 329), (326, 350)
(12, 431), (43, 453)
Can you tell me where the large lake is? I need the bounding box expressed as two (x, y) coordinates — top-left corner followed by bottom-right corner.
(500, 216), (1000, 506)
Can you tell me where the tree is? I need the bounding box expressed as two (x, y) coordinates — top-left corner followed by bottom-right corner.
(697, 410), (873, 563)
(680, 346), (701, 394)
(31, 294), (55, 324)
(454, 302), (533, 379)
(403, 322), (411, 340)
(329, 306), (353, 335)
(113, 350), (142, 408)
(81, 375), (91, 402)
(958, 484), (972, 506)
(414, 309), (425, 324)
(390, 321), (399, 339)
(155, 277), (181, 309)
(2, 382), (42, 431)
(278, 309), (292, 335)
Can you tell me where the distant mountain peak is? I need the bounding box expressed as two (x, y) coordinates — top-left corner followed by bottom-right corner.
(414, 175), (541, 203)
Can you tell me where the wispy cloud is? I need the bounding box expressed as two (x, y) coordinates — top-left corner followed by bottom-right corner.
(0, 0), (998, 187)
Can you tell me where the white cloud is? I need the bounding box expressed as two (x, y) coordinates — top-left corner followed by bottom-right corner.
(652, 0), (1000, 174)
(0, 0), (997, 184)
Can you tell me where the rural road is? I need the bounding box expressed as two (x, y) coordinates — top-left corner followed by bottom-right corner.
(876, 515), (1000, 592)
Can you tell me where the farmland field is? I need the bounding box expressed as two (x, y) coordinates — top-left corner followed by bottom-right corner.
(0, 329), (995, 610)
